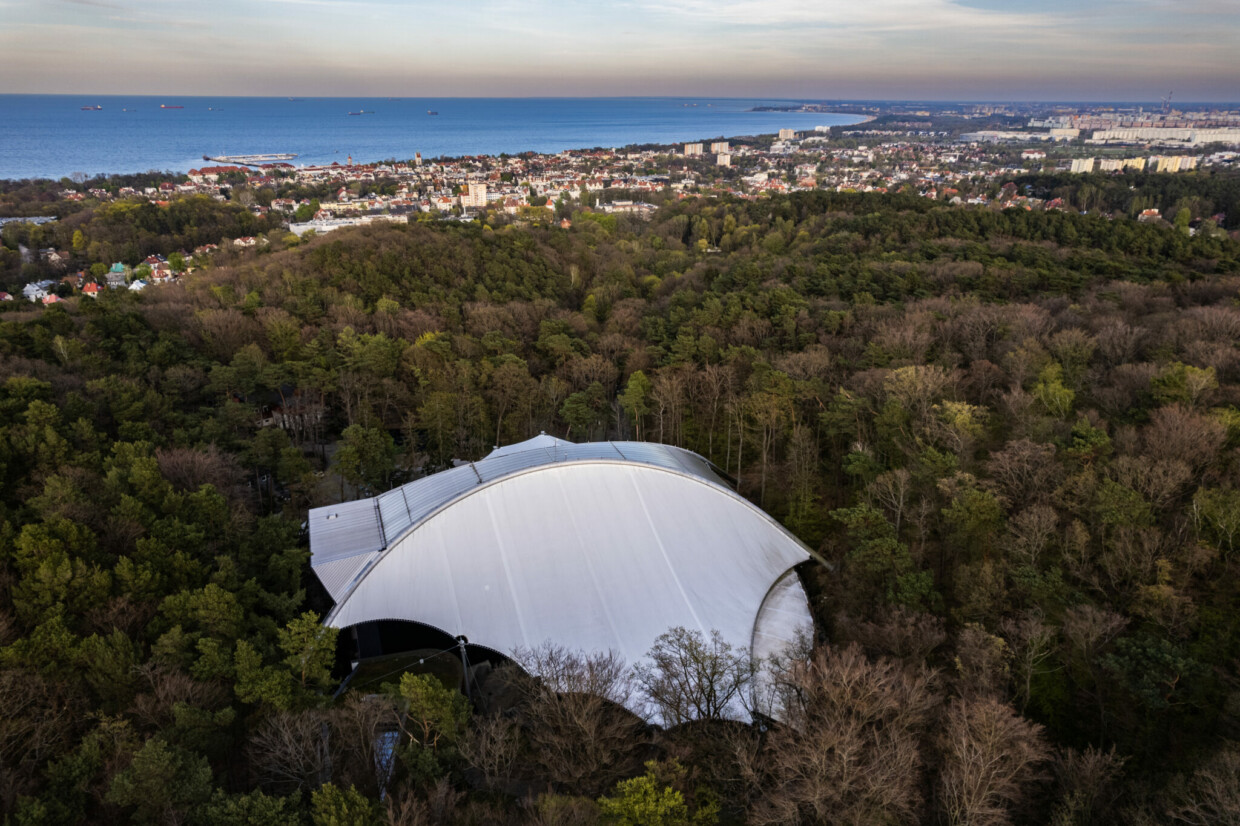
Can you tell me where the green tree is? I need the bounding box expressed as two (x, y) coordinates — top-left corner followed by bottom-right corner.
(483, 357), (538, 448)
(619, 370), (652, 440)
(1151, 363), (1218, 407)
(233, 640), (297, 710)
(598, 761), (717, 826)
(831, 503), (937, 611)
(191, 791), (303, 826)
(310, 784), (380, 826)
(279, 612), (338, 690)
(1032, 363), (1075, 419)
(107, 738), (212, 824)
(561, 382), (610, 440)
(395, 673), (470, 751)
(333, 424), (397, 497)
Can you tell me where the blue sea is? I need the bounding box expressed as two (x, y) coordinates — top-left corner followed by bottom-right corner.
(0, 96), (862, 181)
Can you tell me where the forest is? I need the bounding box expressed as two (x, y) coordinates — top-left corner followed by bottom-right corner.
(1, 188), (1239, 824)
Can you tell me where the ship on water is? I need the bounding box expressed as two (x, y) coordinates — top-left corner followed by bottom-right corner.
(80, 105), (102, 111)
(160, 104), (184, 109)
(202, 153), (299, 166)
(427, 110), (438, 115)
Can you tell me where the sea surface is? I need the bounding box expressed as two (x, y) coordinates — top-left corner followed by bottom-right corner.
(0, 96), (863, 181)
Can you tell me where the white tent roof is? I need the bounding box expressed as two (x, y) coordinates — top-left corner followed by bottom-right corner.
(310, 437), (815, 720)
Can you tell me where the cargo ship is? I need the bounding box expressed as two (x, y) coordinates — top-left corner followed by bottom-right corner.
(81, 105), (102, 111)
(160, 104), (184, 109)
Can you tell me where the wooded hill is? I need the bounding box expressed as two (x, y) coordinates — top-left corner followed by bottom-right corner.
(1, 190), (1238, 824)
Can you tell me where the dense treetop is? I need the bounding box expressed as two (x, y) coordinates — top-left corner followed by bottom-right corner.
(1, 187), (1239, 824)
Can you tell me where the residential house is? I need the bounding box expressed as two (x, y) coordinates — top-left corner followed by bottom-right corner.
(106, 262), (130, 288)
(40, 248), (71, 268)
(22, 280), (55, 302)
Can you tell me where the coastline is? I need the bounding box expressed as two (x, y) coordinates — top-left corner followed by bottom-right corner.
(0, 96), (865, 181)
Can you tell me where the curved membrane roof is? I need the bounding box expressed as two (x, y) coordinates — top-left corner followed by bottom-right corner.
(309, 436), (814, 720)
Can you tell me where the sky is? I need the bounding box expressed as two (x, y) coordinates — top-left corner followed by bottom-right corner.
(2, 0), (1238, 101)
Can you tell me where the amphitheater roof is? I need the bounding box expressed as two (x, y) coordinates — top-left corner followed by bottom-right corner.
(310, 436), (815, 719)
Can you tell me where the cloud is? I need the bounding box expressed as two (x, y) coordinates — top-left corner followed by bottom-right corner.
(3, 0), (1236, 98)
(629, 0), (1058, 33)
(105, 13), (203, 29)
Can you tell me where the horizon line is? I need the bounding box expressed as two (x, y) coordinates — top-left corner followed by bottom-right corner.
(4, 93), (1240, 106)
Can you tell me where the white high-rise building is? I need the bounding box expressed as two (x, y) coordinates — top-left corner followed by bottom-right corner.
(716, 153), (731, 167)
(461, 182), (488, 209)
(1070, 158), (1096, 173)
(684, 143), (703, 156)
(711, 141), (730, 154)
(777, 129), (796, 141)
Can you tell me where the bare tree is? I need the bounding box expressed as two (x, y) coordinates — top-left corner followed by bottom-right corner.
(1062, 605), (1127, 663)
(986, 439), (1061, 508)
(634, 627), (754, 725)
(507, 645), (648, 796)
(1143, 405), (1226, 478)
(128, 664), (229, 733)
(0, 670), (70, 815)
(248, 708), (336, 794)
(883, 364), (956, 428)
(936, 696), (1051, 826)
(330, 693), (403, 797)
(833, 607), (947, 663)
(385, 777), (466, 826)
(867, 468), (912, 535)
(650, 368), (688, 446)
(155, 444), (245, 497)
(1007, 505), (1059, 568)
(1095, 320), (1145, 367)
(522, 793), (602, 826)
(1051, 745), (1126, 826)
(999, 611), (1058, 713)
(737, 644), (938, 826)
(1112, 455), (1192, 512)
(954, 625), (1012, 700)
(1164, 745), (1240, 825)
(459, 713), (520, 793)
